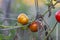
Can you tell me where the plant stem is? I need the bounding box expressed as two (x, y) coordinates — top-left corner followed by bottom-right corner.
(43, 18), (51, 31)
(34, 0), (39, 20)
(42, 2), (58, 16)
(44, 22), (58, 40)
(42, 10), (48, 17)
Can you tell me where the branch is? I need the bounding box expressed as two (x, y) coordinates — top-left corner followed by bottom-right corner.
(44, 22), (58, 40)
(42, 1), (58, 16)
(43, 18), (51, 30)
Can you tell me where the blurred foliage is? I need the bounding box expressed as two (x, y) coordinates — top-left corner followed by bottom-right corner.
(0, 8), (3, 13)
(0, 29), (17, 40)
(15, 0), (30, 15)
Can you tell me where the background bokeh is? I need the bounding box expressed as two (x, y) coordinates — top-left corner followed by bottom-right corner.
(0, 0), (60, 40)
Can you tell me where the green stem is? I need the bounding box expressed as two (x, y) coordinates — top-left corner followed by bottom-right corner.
(44, 22), (58, 40)
(0, 25), (20, 29)
(42, 10), (48, 16)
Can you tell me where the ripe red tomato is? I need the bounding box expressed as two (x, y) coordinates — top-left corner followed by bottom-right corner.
(55, 10), (60, 23)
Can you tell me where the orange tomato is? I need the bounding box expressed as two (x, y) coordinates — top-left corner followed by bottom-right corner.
(29, 21), (38, 32)
(17, 13), (29, 25)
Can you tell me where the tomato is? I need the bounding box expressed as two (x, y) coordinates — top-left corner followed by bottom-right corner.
(17, 13), (29, 25)
(29, 21), (38, 32)
(55, 10), (60, 23)
(29, 20), (43, 32)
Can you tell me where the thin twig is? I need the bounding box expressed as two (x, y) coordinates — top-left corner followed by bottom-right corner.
(44, 22), (58, 40)
(42, 10), (48, 17)
(0, 17), (17, 20)
(0, 26), (20, 30)
(43, 18), (51, 30)
(34, 0), (39, 20)
(43, 2), (58, 16)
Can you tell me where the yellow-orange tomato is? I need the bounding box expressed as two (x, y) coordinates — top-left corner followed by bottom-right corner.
(29, 21), (38, 32)
(17, 13), (29, 25)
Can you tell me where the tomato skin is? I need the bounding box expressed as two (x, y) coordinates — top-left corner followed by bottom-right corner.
(17, 13), (29, 25)
(29, 21), (38, 32)
(55, 10), (60, 23)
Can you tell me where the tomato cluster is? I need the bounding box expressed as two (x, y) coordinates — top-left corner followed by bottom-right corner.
(17, 10), (60, 32)
(17, 13), (39, 32)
